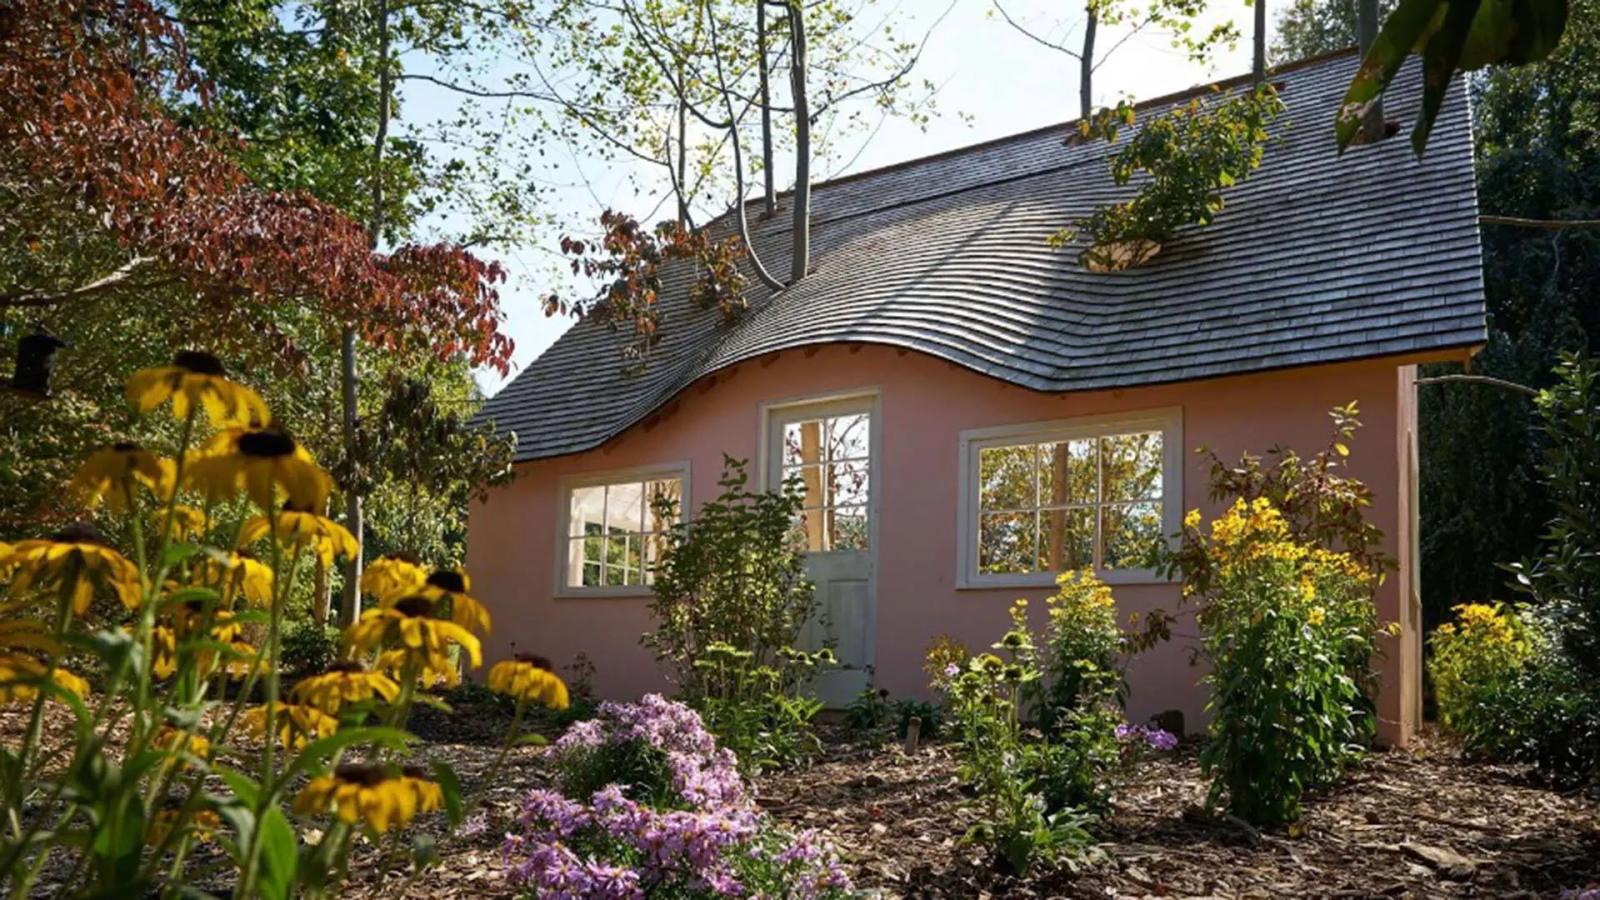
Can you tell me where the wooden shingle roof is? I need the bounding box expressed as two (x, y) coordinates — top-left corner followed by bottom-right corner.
(481, 50), (1486, 462)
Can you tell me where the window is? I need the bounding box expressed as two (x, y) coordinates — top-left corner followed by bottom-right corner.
(959, 409), (1181, 586)
(779, 410), (870, 552)
(560, 466), (687, 593)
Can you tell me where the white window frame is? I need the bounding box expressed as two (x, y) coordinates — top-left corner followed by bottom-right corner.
(956, 407), (1183, 589)
(553, 461), (691, 599)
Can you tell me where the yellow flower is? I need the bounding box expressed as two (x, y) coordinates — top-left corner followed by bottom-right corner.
(378, 649), (459, 689)
(241, 702), (340, 750)
(125, 350), (269, 428)
(166, 504), (209, 542)
(195, 551), (274, 607)
(152, 727), (211, 765)
(292, 661), (401, 713)
(418, 568), (491, 636)
(149, 625), (179, 679)
(146, 807), (222, 847)
(1307, 606), (1326, 626)
(1184, 508), (1202, 530)
(2, 523), (142, 615)
(292, 763), (443, 833)
(346, 596), (482, 672)
(186, 427), (331, 511)
(0, 652), (89, 705)
(361, 553), (427, 604)
(486, 655), (570, 710)
(68, 443), (169, 511)
(238, 509), (356, 568)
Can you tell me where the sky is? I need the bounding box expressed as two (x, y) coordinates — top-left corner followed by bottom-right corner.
(455, 0), (1262, 397)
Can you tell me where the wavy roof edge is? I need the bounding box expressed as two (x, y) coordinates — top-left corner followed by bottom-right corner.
(479, 48), (1488, 463)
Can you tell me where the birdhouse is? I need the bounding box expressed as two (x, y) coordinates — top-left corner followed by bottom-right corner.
(9, 328), (68, 398)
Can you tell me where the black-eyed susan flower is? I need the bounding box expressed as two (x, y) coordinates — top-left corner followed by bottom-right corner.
(186, 427), (331, 511)
(292, 763), (443, 833)
(146, 807), (221, 847)
(194, 551), (273, 607)
(0, 652), (89, 705)
(3, 523), (142, 615)
(161, 607), (259, 681)
(237, 506), (356, 568)
(166, 504), (209, 542)
(486, 654), (569, 710)
(152, 727), (211, 766)
(68, 443), (170, 511)
(241, 702), (339, 750)
(378, 648), (459, 689)
(360, 553), (427, 604)
(418, 567), (490, 636)
(291, 661), (400, 713)
(346, 595), (481, 673)
(125, 350), (269, 428)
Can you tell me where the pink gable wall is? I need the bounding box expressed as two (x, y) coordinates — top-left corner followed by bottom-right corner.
(467, 344), (1432, 745)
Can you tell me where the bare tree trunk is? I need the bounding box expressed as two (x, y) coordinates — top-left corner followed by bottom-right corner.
(676, 87), (690, 226)
(705, 0), (784, 292)
(1358, 0), (1385, 141)
(1253, 0), (1266, 82)
(758, 0), (776, 216)
(786, 1), (810, 284)
(313, 560), (330, 623)
(341, 0), (389, 627)
(1079, 3), (1097, 122)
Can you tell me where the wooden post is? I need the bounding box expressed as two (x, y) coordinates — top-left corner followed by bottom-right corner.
(903, 716), (922, 755)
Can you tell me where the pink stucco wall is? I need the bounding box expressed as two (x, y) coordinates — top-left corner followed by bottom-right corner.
(467, 344), (1439, 745)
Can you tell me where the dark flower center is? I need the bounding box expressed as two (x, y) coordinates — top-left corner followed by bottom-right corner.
(237, 429), (296, 459)
(514, 653), (554, 671)
(173, 350), (226, 376)
(384, 551), (420, 565)
(52, 521), (107, 546)
(112, 441), (141, 452)
(325, 660), (367, 674)
(425, 570), (466, 593)
(332, 763), (388, 786)
(392, 595), (436, 618)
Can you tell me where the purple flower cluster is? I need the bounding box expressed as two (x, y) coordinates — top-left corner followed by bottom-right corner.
(553, 694), (745, 807)
(1115, 722), (1179, 752)
(507, 696), (853, 899)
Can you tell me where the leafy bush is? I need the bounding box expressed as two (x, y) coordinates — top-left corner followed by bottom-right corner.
(506, 695), (851, 898)
(643, 456), (814, 699)
(1181, 497), (1384, 825)
(281, 618), (341, 676)
(691, 642), (829, 773)
(844, 686), (893, 734)
(1470, 647), (1600, 785)
(1430, 602), (1537, 741)
(894, 699), (942, 741)
(1059, 85), (1284, 270)
(1034, 570), (1127, 732)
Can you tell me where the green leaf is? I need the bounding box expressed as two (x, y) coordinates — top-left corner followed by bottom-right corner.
(432, 760), (464, 826)
(257, 806), (299, 900)
(514, 732), (550, 747)
(162, 542), (203, 567)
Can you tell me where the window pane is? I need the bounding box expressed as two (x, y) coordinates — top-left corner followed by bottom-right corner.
(831, 505), (869, 551)
(569, 485), (605, 538)
(782, 464), (824, 507)
(979, 512), (1036, 574)
(1102, 432), (1163, 501)
(603, 534), (641, 586)
(607, 482), (644, 533)
(1103, 501), (1164, 570)
(783, 419), (825, 468)
(979, 445), (1036, 511)
(827, 413), (870, 462)
(1039, 438), (1097, 506)
(828, 461), (870, 507)
(791, 508), (824, 553)
(647, 479), (681, 531)
(1039, 506), (1095, 571)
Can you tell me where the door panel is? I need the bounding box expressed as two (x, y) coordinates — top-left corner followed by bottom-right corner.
(766, 395), (877, 707)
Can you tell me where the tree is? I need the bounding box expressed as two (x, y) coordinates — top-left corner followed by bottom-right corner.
(991, 0), (1238, 123)
(1271, 0), (1396, 61)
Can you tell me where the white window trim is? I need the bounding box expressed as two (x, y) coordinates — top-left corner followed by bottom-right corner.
(552, 461), (691, 599)
(956, 407), (1183, 589)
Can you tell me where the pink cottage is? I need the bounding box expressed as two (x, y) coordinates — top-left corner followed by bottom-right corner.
(467, 52), (1486, 747)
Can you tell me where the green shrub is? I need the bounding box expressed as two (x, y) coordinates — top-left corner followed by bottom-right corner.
(1183, 497), (1383, 826)
(1034, 570), (1126, 733)
(643, 456), (826, 771)
(894, 698), (942, 741)
(280, 617), (340, 676)
(1429, 602), (1536, 741)
(844, 686), (893, 734)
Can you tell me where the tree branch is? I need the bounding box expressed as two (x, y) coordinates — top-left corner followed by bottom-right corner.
(1479, 214), (1600, 229)
(1415, 374), (1538, 397)
(706, 4), (784, 292)
(0, 257), (157, 308)
(991, 0), (1083, 59)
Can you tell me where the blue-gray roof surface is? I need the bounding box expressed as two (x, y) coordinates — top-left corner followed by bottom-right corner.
(481, 50), (1487, 462)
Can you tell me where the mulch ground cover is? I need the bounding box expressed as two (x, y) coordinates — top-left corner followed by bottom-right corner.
(8, 700), (1599, 898)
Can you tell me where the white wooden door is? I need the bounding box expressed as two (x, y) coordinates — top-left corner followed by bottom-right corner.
(765, 394), (877, 707)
